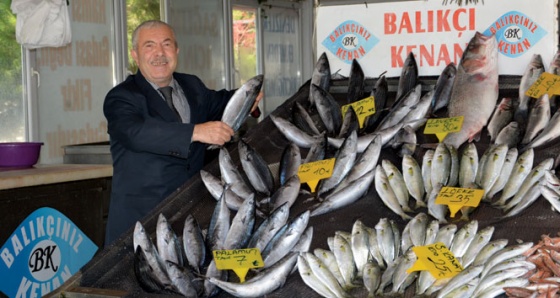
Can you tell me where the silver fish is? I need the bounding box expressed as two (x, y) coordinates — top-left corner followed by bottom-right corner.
(309, 52), (331, 107)
(313, 248), (346, 287)
(366, 226), (386, 269)
(474, 277), (529, 298)
(431, 62), (457, 114)
(317, 130), (357, 196)
(402, 154), (426, 209)
(375, 165), (412, 220)
(303, 251), (352, 297)
(270, 114), (325, 148)
(516, 54), (545, 128)
(435, 265), (484, 298)
(422, 149), (435, 196)
(461, 225), (495, 268)
(346, 59), (365, 104)
(446, 144), (460, 187)
(494, 121), (522, 148)
(485, 147), (518, 200)
(291, 226), (314, 253)
(494, 148), (534, 206)
(443, 32), (499, 148)
(207, 190), (231, 252)
(391, 248), (418, 295)
(223, 195), (255, 249)
(311, 83), (342, 135)
(458, 142), (479, 188)
(450, 220), (478, 258)
(377, 84), (422, 131)
(338, 105), (359, 139)
(219, 147), (254, 199)
(501, 157), (553, 212)
(362, 262), (382, 297)
(156, 214), (183, 267)
(333, 233), (358, 288)
(434, 224), (457, 248)
(382, 159), (413, 212)
(270, 174), (300, 212)
(523, 107), (560, 150)
(502, 181), (541, 219)
(165, 261), (198, 297)
(351, 220), (373, 276)
(262, 210), (310, 268)
(487, 97), (518, 142)
(428, 183), (448, 224)
(431, 143), (451, 188)
(479, 144), (508, 200)
(297, 254), (338, 298)
(239, 139), (275, 196)
(292, 101), (321, 136)
(220, 74), (263, 133)
(408, 213), (429, 247)
(334, 134), (381, 192)
(133, 221), (172, 288)
(279, 142), (302, 187)
(395, 52), (418, 103)
(522, 93), (551, 145)
(311, 170), (375, 217)
(247, 202), (290, 252)
(182, 214), (205, 274)
(208, 252), (298, 298)
(479, 241), (534, 278)
(375, 218), (396, 266)
(472, 239), (509, 266)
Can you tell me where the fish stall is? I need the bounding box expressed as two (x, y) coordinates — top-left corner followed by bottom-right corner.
(47, 1), (560, 298)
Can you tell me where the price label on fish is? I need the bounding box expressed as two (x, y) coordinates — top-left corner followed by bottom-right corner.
(340, 96), (376, 128)
(213, 248), (264, 283)
(408, 242), (463, 279)
(424, 116), (464, 142)
(435, 186), (484, 218)
(525, 72), (560, 98)
(298, 158), (336, 193)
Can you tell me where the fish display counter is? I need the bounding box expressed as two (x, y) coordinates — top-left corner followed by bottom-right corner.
(45, 69), (560, 297)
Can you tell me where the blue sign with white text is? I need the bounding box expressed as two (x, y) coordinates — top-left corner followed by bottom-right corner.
(484, 11), (547, 58)
(0, 207), (98, 298)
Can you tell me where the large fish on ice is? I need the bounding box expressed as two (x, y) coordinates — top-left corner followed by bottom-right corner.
(443, 32), (499, 149)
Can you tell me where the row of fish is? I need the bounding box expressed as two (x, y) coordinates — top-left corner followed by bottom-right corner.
(133, 190), (312, 297)
(374, 140), (558, 222)
(298, 214), (535, 297)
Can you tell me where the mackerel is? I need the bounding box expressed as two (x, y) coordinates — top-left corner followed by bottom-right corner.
(223, 195), (255, 249)
(221, 74), (263, 133)
(133, 221), (172, 289)
(238, 139), (275, 196)
(270, 114), (325, 148)
(279, 142), (302, 187)
(246, 202), (290, 252)
(262, 210), (310, 268)
(317, 130), (357, 196)
(182, 214), (205, 274)
(309, 52), (331, 107)
(218, 147), (254, 199)
(156, 213), (183, 267)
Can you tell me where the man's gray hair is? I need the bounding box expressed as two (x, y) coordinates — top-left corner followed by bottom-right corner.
(131, 20), (177, 50)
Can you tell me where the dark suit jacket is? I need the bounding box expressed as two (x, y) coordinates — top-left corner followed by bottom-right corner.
(103, 71), (234, 245)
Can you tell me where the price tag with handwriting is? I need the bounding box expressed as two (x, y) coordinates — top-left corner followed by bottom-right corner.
(435, 186), (484, 218)
(525, 72), (560, 98)
(424, 116), (464, 142)
(213, 248), (264, 282)
(407, 242), (463, 279)
(298, 158), (336, 193)
(340, 96), (376, 128)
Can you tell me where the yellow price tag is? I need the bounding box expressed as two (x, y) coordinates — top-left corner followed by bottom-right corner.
(340, 96), (376, 128)
(297, 158), (336, 193)
(407, 242), (463, 279)
(435, 186), (484, 218)
(213, 248), (264, 283)
(525, 72), (560, 98)
(423, 116), (464, 142)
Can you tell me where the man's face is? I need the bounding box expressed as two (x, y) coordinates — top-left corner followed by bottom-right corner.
(131, 25), (179, 87)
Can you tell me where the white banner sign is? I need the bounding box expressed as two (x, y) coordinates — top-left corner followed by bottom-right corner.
(316, 0), (558, 78)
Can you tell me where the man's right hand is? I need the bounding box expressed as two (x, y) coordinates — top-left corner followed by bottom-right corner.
(192, 121), (234, 145)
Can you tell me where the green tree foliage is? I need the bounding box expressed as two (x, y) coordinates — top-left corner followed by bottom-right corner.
(126, 0), (160, 73)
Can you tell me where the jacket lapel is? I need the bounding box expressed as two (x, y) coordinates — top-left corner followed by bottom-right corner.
(134, 71), (180, 122)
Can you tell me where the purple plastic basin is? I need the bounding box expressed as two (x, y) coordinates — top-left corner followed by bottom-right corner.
(0, 142), (44, 168)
